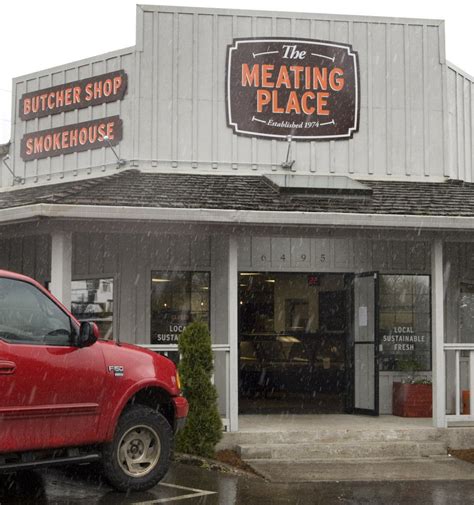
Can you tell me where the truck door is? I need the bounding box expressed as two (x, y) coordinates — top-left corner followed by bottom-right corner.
(0, 276), (107, 452)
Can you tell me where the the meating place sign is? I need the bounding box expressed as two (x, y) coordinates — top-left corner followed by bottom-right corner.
(226, 38), (359, 141)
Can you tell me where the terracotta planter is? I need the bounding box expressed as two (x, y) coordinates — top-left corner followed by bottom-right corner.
(463, 390), (470, 415)
(392, 382), (432, 417)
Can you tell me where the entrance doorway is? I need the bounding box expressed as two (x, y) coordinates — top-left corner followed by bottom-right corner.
(238, 272), (352, 414)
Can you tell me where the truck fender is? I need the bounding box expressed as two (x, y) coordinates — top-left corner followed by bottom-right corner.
(105, 378), (173, 440)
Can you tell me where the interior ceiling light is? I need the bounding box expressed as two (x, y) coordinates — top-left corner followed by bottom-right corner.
(152, 278), (171, 283)
(240, 273), (261, 276)
(277, 336), (301, 343)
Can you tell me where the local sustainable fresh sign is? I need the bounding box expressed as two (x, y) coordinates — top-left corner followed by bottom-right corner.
(226, 38), (359, 140)
(19, 71), (127, 161)
(382, 326), (428, 352)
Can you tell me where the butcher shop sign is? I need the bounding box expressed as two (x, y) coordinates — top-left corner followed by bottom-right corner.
(226, 38), (359, 141)
(19, 71), (127, 161)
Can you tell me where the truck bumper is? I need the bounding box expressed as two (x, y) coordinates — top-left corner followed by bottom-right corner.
(175, 417), (187, 433)
(172, 396), (189, 433)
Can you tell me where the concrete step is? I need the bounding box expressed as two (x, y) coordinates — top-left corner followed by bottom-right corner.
(245, 456), (474, 482)
(237, 441), (447, 460)
(219, 428), (445, 449)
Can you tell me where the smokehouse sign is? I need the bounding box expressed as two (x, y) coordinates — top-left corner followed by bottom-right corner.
(21, 116), (122, 162)
(19, 71), (127, 161)
(226, 38), (359, 140)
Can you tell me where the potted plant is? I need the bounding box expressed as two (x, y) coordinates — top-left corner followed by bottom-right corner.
(392, 378), (432, 417)
(392, 360), (432, 417)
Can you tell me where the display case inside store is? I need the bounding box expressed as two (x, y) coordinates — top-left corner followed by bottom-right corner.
(238, 272), (350, 413)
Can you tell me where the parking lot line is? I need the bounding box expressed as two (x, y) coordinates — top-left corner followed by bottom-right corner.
(133, 482), (217, 504)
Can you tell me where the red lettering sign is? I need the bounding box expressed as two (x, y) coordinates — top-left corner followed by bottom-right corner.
(21, 116), (123, 161)
(19, 71), (127, 121)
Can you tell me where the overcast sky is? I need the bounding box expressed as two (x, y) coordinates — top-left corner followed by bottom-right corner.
(1, 0), (473, 144)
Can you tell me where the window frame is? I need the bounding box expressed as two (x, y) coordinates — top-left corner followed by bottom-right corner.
(149, 269), (211, 346)
(377, 273), (432, 373)
(70, 275), (116, 341)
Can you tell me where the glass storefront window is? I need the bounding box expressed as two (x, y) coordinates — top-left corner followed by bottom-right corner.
(460, 283), (474, 343)
(150, 271), (210, 345)
(70, 278), (114, 340)
(378, 275), (431, 371)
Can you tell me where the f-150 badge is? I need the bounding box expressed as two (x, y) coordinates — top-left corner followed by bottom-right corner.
(108, 365), (124, 377)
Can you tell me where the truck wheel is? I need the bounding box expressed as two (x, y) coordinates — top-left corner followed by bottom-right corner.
(101, 405), (173, 492)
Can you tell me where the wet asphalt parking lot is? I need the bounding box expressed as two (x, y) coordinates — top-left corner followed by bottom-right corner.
(1, 462), (474, 505)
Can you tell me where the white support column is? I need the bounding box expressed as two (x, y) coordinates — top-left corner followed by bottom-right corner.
(210, 234), (239, 432)
(50, 232), (72, 309)
(227, 236), (239, 432)
(431, 238), (446, 428)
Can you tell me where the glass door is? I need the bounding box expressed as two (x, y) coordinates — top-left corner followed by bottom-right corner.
(353, 272), (379, 415)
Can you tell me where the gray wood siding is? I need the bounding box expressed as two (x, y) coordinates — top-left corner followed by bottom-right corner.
(135, 6), (446, 179)
(9, 6), (474, 187)
(238, 236), (430, 273)
(446, 64), (474, 181)
(0, 235), (50, 284)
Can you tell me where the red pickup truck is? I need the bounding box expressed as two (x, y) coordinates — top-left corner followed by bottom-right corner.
(0, 270), (188, 491)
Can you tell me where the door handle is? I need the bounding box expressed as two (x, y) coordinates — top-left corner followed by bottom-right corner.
(0, 361), (16, 375)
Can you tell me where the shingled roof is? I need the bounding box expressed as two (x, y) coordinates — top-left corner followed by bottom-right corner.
(1, 169), (474, 217)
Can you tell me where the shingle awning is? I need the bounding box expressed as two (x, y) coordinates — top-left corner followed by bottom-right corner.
(1, 169), (474, 219)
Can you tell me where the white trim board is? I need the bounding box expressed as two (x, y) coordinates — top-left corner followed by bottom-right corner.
(3, 203), (474, 231)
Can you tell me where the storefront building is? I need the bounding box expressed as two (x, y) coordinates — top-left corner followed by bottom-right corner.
(1, 5), (474, 432)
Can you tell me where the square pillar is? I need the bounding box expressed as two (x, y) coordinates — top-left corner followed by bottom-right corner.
(50, 232), (72, 309)
(227, 236), (239, 432)
(431, 238), (446, 428)
(211, 234), (239, 432)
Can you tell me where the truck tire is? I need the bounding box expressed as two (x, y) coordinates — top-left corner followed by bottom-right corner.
(101, 405), (173, 492)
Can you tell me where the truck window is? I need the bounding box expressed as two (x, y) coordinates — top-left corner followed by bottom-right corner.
(0, 278), (72, 346)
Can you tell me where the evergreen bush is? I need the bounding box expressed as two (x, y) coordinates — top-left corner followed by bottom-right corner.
(175, 322), (222, 458)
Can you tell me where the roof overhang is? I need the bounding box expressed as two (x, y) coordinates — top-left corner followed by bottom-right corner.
(2, 203), (474, 231)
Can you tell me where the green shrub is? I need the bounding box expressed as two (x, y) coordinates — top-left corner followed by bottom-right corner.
(175, 322), (222, 458)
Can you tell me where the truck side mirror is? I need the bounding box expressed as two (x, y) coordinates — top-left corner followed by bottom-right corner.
(78, 321), (99, 348)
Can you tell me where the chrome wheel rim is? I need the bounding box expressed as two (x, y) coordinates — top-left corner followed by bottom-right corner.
(117, 425), (161, 477)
